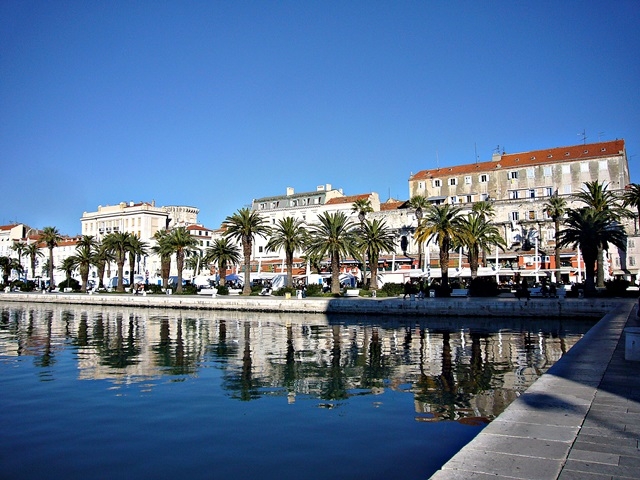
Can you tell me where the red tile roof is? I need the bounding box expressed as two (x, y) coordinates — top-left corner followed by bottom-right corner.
(325, 193), (371, 205)
(411, 140), (625, 180)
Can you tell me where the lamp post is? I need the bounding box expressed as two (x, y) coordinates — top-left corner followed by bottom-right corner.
(358, 211), (367, 285)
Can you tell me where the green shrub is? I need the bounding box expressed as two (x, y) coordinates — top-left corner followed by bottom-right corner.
(305, 284), (323, 296)
(10, 280), (37, 292)
(58, 278), (81, 291)
(217, 285), (229, 295)
(468, 277), (499, 297)
(380, 282), (404, 297)
(178, 284), (198, 295)
(275, 286), (297, 297)
(604, 278), (630, 296)
(148, 284), (163, 294)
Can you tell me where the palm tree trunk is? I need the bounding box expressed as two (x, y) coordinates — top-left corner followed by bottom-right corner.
(176, 250), (184, 293)
(286, 251), (294, 288)
(48, 247), (54, 289)
(596, 245), (605, 288)
(116, 259), (125, 292)
(331, 253), (340, 295)
(554, 218), (561, 283)
(242, 239), (252, 295)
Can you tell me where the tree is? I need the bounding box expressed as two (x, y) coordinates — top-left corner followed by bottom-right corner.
(414, 204), (463, 294)
(622, 183), (640, 233)
(471, 199), (496, 266)
(304, 211), (358, 295)
(58, 256), (76, 289)
(204, 237), (241, 286)
(223, 208), (271, 295)
(573, 181), (630, 287)
(152, 229), (173, 289)
(127, 235), (149, 286)
(102, 231), (133, 292)
(69, 235), (97, 292)
(543, 193), (567, 282)
(186, 250), (205, 277)
(355, 218), (396, 290)
(559, 207), (627, 296)
(10, 241), (26, 279)
(24, 241), (44, 283)
(167, 227), (198, 293)
(265, 217), (308, 288)
(456, 213), (506, 279)
(92, 240), (114, 289)
(0, 256), (21, 285)
(351, 199), (374, 284)
(40, 226), (62, 289)
(408, 195), (430, 271)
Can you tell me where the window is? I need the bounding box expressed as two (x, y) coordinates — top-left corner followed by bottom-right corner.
(527, 168), (535, 178)
(509, 190), (519, 199)
(529, 189), (536, 198)
(433, 179), (441, 187)
(543, 166), (552, 177)
(466, 195), (472, 203)
(528, 211), (536, 220)
(630, 257), (636, 267)
(418, 182), (424, 189)
(509, 171), (519, 180)
(258, 246), (264, 253)
(479, 174), (488, 183)
(450, 196), (457, 204)
(511, 211), (519, 221)
(580, 162), (589, 172)
(545, 187), (554, 196)
(465, 176), (472, 185)
(449, 178), (457, 186)
(630, 239), (635, 248)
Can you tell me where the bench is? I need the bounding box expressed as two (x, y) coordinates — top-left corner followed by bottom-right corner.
(344, 289), (360, 297)
(451, 289), (469, 297)
(198, 288), (218, 297)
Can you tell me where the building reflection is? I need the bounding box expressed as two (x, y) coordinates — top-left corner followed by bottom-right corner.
(0, 304), (594, 422)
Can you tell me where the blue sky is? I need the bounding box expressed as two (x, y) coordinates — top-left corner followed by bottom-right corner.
(2, 1), (639, 236)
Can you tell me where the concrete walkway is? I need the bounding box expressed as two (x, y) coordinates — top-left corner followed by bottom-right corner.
(430, 299), (640, 480)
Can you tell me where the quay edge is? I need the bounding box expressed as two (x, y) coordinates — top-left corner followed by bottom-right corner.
(0, 292), (627, 318)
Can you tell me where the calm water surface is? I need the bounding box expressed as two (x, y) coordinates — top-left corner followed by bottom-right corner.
(0, 303), (596, 479)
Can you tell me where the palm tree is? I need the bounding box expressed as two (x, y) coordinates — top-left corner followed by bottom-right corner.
(152, 229), (173, 289)
(69, 235), (97, 292)
(456, 213), (506, 279)
(58, 256), (76, 289)
(559, 207), (627, 296)
(92, 240), (114, 289)
(204, 237), (241, 286)
(127, 235), (149, 286)
(0, 256), (20, 285)
(471, 199), (496, 266)
(543, 193), (567, 282)
(415, 204), (463, 294)
(573, 181), (630, 287)
(186, 250), (205, 277)
(24, 241), (44, 283)
(408, 195), (430, 270)
(355, 218), (396, 290)
(265, 217), (308, 288)
(352, 199), (374, 284)
(223, 208), (271, 295)
(304, 211), (358, 295)
(10, 241), (26, 279)
(40, 226), (62, 290)
(102, 231), (132, 292)
(167, 227), (198, 293)
(622, 183), (640, 233)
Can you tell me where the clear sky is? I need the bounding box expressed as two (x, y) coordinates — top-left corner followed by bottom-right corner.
(2, 1), (639, 236)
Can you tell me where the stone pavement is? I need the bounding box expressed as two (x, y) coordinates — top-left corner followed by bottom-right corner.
(430, 299), (640, 480)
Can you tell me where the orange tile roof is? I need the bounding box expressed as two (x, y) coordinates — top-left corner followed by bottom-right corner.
(411, 139), (625, 180)
(325, 193), (371, 205)
(380, 200), (406, 211)
(0, 224), (19, 231)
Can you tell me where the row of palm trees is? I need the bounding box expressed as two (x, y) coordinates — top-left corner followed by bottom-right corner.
(7, 181), (640, 297)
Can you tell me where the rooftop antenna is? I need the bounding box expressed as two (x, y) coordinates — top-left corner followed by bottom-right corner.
(578, 129), (587, 145)
(475, 143), (479, 163)
(598, 131), (605, 141)
(436, 150), (440, 169)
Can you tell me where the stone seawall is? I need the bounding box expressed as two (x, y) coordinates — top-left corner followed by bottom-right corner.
(0, 292), (622, 318)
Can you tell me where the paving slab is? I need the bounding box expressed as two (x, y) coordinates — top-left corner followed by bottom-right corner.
(431, 300), (639, 480)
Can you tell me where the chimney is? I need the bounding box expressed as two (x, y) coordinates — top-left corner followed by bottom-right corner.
(286, 187), (294, 196)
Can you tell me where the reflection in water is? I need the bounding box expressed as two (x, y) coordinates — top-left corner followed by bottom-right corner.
(0, 304), (594, 422)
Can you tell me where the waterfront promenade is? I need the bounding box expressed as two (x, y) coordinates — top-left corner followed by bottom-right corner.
(1, 292), (638, 479)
